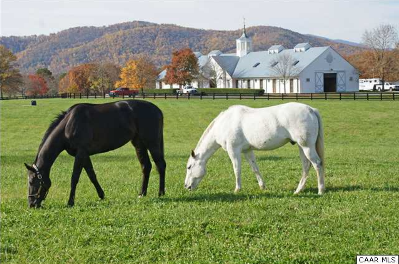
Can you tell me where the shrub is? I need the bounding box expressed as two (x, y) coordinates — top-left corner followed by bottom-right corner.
(197, 88), (264, 95)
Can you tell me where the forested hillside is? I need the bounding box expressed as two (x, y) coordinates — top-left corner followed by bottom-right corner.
(0, 21), (362, 74)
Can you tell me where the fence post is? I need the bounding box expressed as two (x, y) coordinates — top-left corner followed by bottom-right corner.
(73, 93), (75, 99)
(254, 93), (256, 100)
(393, 93), (395, 101)
(143, 93), (145, 99)
(95, 93), (96, 99)
(353, 92), (356, 100)
(188, 93), (190, 100)
(367, 93), (369, 101)
(239, 93), (242, 100)
(165, 93), (167, 99)
(340, 93), (342, 100)
(325, 93), (327, 100)
(296, 93), (298, 101)
(381, 92), (383, 101)
(267, 93), (270, 100)
(311, 93), (313, 100)
(154, 93), (156, 99)
(281, 93), (284, 100)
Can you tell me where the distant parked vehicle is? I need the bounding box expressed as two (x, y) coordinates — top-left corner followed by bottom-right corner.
(177, 85), (198, 95)
(359, 79), (399, 91)
(109, 88), (139, 97)
(359, 78), (382, 91)
(375, 82), (399, 91)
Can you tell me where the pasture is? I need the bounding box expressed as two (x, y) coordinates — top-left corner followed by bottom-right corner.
(1, 98), (399, 264)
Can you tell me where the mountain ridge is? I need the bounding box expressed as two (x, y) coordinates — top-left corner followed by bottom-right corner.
(0, 21), (363, 74)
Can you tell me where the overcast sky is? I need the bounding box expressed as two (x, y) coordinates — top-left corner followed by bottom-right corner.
(1, 0), (398, 42)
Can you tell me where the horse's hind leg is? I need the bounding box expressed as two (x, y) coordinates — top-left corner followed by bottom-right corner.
(84, 156), (105, 200)
(132, 141), (152, 197)
(148, 146), (166, 196)
(294, 146), (311, 194)
(244, 150), (265, 190)
(300, 145), (325, 195)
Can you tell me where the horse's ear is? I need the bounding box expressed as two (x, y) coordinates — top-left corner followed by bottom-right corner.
(191, 150), (197, 159)
(24, 163), (35, 172)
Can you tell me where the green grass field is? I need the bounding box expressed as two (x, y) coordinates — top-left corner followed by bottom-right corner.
(1, 98), (399, 264)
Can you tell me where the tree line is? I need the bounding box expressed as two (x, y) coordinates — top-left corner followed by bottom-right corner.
(1, 24), (398, 98)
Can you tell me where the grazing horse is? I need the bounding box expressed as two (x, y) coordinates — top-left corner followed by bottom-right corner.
(184, 102), (325, 195)
(25, 100), (166, 208)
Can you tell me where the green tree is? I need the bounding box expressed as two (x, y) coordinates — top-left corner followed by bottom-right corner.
(0, 45), (23, 97)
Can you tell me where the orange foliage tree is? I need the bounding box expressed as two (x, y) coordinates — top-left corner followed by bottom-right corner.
(115, 56), (158, 90)
(25, 74), (48, 96)
(59, 63), (96, 93)
(164, 48), (199, 86)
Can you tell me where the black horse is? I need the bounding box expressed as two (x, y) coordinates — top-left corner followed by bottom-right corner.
(25, 100), (166, 208)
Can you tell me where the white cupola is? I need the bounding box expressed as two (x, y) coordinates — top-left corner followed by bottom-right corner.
(236, 22), (252, 57)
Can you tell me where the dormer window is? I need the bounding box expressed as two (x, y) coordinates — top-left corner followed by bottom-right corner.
(253, 62), (260, 67)
(294, 43), (311, 52)
(271, 61), (278, 67)
(293, 60), (299, 66)
(268, 45), (285, 54)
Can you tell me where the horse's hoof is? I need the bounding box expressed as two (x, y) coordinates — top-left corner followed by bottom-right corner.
(234, 188), (241, 193)
(259, 184), (265, 190)
(67, 202), (74, 207)
(158, 191), (165, 197)
(99, 191), (105, 200)
(294, 190), (300, 195)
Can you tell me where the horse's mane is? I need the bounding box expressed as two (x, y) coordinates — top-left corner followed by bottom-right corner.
(35, 110), (69, 159)
(195, 110), (225, 150)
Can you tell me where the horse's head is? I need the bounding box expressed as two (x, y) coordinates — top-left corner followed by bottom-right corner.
(184, 150), (206, 191)
(24, 163), (50, 208)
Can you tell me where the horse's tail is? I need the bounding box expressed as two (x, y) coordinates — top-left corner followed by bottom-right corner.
(314, 109), (325, 172)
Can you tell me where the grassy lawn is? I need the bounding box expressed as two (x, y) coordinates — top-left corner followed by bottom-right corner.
(1, 98), (399, 264)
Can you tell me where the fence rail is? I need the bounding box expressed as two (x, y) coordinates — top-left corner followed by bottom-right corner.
(1, 92), (398, 101)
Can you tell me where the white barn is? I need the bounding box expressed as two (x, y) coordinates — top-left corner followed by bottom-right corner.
(157, 26), (359, 93)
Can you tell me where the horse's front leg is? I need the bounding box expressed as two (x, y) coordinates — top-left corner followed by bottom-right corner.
(84, 156), (105, 200)
(227, 147), (242, 193)
(68, 151), (86, 206)
(244, 150), (265, 190)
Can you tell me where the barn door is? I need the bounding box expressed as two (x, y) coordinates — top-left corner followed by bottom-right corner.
(337, 72), (346, 92)
(315, 72), (324, 92)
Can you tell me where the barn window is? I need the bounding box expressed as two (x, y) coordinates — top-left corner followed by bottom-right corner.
(271, 61), (278, 67)
(349, 77), (353, 81)
(306, 78), (310, 82)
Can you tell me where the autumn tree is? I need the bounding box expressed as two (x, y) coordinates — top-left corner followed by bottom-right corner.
(362, 24), (398, 90)
(36, 68), (58, 94)
(25, 74), (49, 96)
(59, 63), (96, 93)
(164, 48), (199, 87)
(115, 56), (157, 90)
(89, 62), (121, 94)
(269, 53), (302, 93)
(0, 45), (23, 97)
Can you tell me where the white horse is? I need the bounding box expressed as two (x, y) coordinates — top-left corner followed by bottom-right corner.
(184, 102), (325, 195)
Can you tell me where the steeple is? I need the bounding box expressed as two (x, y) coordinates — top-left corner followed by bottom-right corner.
(241, 17), (248, 38)
(236, 18), (252, 57)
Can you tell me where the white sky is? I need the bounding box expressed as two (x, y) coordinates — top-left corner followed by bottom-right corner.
(1, 0), (398, 42)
